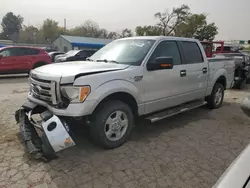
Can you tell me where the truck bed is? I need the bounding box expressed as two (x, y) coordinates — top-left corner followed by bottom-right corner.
(208, 57), (235, 89)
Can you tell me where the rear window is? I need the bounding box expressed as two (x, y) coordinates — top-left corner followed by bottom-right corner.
(181, 41), (204, 64)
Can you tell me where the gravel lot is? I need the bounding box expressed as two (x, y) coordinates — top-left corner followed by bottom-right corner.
(0, 75), (250, 188)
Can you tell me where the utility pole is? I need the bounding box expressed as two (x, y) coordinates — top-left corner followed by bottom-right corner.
(64, 18), (66, 32)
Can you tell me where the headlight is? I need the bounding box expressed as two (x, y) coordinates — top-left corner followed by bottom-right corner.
(61, 86), (91, 103)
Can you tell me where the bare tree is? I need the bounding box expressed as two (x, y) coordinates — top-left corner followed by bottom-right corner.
(154, 4), (190, 36)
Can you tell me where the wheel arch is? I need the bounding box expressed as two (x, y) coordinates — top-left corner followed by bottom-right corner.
(93, 92), (139, 116)
(215, 75), (227, 90)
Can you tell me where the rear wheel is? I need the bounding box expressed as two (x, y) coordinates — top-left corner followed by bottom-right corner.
(90, 100), (134, 149)
(206, 83), (224, 109)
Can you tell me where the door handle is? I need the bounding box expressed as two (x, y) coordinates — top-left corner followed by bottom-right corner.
(180, 70), (186, 77)
(202, 67), (208, 74)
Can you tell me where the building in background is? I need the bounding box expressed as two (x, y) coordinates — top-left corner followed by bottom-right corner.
(0, 40), (13, 47)
(52, 35), (112, 52)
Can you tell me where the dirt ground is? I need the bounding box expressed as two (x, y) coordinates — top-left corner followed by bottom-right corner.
(0, 75), (250, 188)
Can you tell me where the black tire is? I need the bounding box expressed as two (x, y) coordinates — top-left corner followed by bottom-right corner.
(90, 100), (134, 149)
(206, 83), (224, 109)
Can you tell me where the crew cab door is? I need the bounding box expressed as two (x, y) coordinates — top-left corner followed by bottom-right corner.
(143, 40), (188, 114)
(180, 41), (208, 100)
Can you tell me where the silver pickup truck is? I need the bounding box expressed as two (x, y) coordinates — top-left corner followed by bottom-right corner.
(15, 36), (235, 160)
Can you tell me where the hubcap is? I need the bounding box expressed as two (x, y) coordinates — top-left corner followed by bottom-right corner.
(104, 111), (128, 141)
(215, 88), (222, 106)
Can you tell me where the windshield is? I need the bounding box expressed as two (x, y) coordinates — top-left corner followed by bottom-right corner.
(64, 50), (80, 57)
(90, 39), (155, 65)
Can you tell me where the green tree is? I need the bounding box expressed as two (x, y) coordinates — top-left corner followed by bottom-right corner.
(0, 12), (23, 41)
(175, 14), (207, 37)
(154, 4), (190, 36)
(18, 25), (39, 43)
(135, 25), (162, 36)
(41, 19), (60, 43)
(174, 13), (218, 40)
(194, 23), (218, 41)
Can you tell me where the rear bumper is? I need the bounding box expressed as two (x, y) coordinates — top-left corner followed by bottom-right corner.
(15, 101), (75, 161)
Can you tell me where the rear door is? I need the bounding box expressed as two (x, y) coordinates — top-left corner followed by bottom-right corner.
(180, 41), (208, 100)
(19, 48), (40, 70)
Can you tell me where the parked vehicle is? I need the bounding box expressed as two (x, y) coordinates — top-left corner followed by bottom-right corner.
(0, 46), (51, 74)
(214, 53), (250, 89)
(201, 41), (242, 58)
(54, 49), (97, 63)
(48, 51), (65, 62)
(15, 36), (235, 160)
(213, 96), (250, 188)
(42, 47), (58, 53)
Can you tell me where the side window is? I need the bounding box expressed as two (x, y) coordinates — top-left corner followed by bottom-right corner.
(148, 41), (182, 65)
(0, 48), (20, 57)
(79, 51), (88, 57)
(0, 50), (8, 57)
(182, 41), (203, 64)
(87, 50), (95, 56)
(18, 48), (29, 56)
(24, 48), (40, 55)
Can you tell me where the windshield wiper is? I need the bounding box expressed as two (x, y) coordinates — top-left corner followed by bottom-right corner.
(96, 59), (119, 64)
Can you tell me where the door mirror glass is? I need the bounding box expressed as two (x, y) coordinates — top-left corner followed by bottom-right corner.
(147, 57), (174, 71)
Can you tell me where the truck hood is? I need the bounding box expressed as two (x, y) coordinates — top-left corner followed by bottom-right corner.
(33, 61), (130, 83)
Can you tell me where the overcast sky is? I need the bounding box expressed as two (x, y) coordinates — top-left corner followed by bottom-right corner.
(0, 0), (249, 40)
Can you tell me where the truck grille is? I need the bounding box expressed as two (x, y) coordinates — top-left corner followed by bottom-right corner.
(29, 76), (57, 105)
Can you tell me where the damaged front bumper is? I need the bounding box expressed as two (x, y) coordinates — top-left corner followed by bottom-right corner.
(15, 101), (75, 161)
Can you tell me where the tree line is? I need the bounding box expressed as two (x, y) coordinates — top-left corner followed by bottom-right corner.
(0, 4), (218, 44)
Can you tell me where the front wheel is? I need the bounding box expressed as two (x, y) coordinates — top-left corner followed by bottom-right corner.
(90, 100), (134, 149)
(206, 83), (224, 109)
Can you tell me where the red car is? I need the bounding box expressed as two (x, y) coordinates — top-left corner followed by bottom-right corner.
(0, 46), (51, 74)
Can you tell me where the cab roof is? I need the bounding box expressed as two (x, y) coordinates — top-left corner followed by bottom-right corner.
(117, 36), (200, 43)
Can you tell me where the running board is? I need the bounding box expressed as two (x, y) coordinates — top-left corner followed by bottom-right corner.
(146, 100), (207, 123)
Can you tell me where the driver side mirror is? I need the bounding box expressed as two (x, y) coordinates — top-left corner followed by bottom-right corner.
(147, 57), (174, 71)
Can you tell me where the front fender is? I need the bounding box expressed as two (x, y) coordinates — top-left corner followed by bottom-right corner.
(86, 79), (139, 112)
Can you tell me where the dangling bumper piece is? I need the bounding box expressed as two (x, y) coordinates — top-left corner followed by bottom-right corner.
(15, 101), (75, 161)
